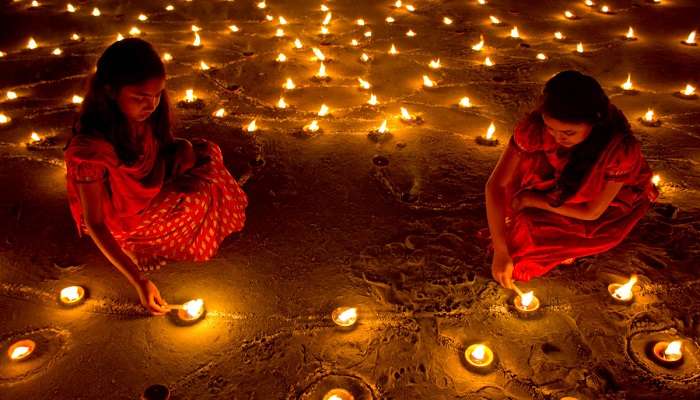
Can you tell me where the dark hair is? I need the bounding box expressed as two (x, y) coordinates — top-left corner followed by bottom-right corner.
(536, 70), (631, 205)
(71, 38), (173, 163)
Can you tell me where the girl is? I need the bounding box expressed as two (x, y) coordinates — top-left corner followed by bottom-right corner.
(64, 38), (248, 314)
(485, 70), (658, 289)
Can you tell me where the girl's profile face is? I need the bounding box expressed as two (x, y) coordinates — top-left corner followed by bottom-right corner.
(115, 77), (165, 123)
(542, 113), (593, 148)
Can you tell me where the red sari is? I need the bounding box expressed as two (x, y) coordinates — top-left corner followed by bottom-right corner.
(506, 108), (658, 281)
(64, 132), (248, 270)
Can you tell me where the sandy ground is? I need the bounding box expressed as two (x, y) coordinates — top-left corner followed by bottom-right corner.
(1, 0), (699, 399)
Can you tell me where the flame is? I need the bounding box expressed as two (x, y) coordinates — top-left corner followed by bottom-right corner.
(664, 341), (682, 358)
(67, 3), (76, 13)
(92, 7), (101, 16)
(358, 78), (371, 90)
(257, 1), (266, 9)
(483, 57), (494, 66)
(27, 38), (38, 50)
(472, 35), (485, 51)
(644, 109), (655, 122)
(576, 42), (584, 53)
(138, 14), (148, 21)
(459, 97), (471, 108)
(351, 39), (359, 46)
(585, 0), (595, 6)
(377, 120), (388, 134)
(60, 286), (82, 302)
(229, 25), (240, 32)
(322, 12), (332, 25)
(565, 10), (575, 19)
(400, 107), (413, 121)
(312, 47), (325, 61)
(554, 31), (565, 40)
(621, 74), (633, 90)
(294, 38), (303, 49)
(685, 30), (697, 44)
(320, 26), (330, 35)
(7, 91), (18, 100)
(318, 104), (330, 116)
(304, 120), (320, 132)
(71, 95), (83, 104)
(316, 62), (328, 78)
(199, 61), (210, 70)
(321, 4), (329, 11)
(337, 307), (358, 323)
(166, 5), (174, 11)
(0, 114), (9, 124)
(0, 51), (5, 57)
(357, 19), (365, 26)
(423, 75), (435, 87)
(389, 44), (398, 55)
(626, 27), (635, 39)
(537, 53), (547, 60)
(360, 53), (370, 62)
(394, 0), (402, 7)
(184, 89), (196, 102)
(71, 33), (80, 41)
(10, 345), (31, 360)
(364, 30), (372, 38)
(367, 94), (378, 105)
(485, 122), (496, 139)
(30, 132), (42, 143)
(183, 299), (204, 318)
(478, 0), (487, 4)
(275, 28), (285, 37)
(246, 120), (258, 132)
(386, 16), (395, 23)
(471, 345), (486, 360)
(265, 15), (274, 21)
(31, 1), (39, 7)
(284, 78), (296, 90)
(443, 17), (453, 25)
(214, 108), (225, 117)
(613, 275), (637, 300)
(192, 32), (201, 47)
(520, 291), (534, 308)
(277, 97), (287, 108)
(116, 33), (124, 41)
(163, 53), (173, 61)
(601, 5), (610, 13)
(279, 16), (288, 25)
(276, 53), (287, 62)
(429, 59), (441, 69)
(510, 26), (520, 38)
(651, 174), (661, 186)
(406, 4), (415, 12)
(52, 48), (62, 55)
(406, 29), (416, 37)
(191, 25), (201, 32)
(681, 84), (696, 96)
(489, 15), (500, 25)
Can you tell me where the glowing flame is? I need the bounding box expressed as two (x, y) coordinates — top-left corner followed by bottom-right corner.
(52, 48), (62, 55)
(257, 1), (266, 9)
(485, 122), (496, 139)
(389, 44), (398, 55)
(351, 39), (359, 46)
(613, 275), (637, 300)
(192, 32), (201, 47)
(471, 345), (486, 361)
(71, 95), (83, 104)
(66, 3), (76, 13)
(71, 33), (80, 41)
(489, 15), (501, 25)
(277, 97), (287, 108)
(564, 10), (575, 19)
(199, 61), (210, 70)
(644, 109), (655, 122)
(360, 53), (370, 62)
(275, 28), (285, 37)
(304, 120), (320, 132)
(163, 52), (173, 61)
(621, 73), (633, 91)
(483, 57), (494, 66)
(229, 25), (240, 32)
(246, 120), (258, 132)
(585, 0), (595, 6)
(406, 29), (416, 37)
(600, 5), (610, 13)
(554, 31), (565, 40)
(358, 78), (371, 90)
(681, 84), (696, 96)
(423, 75), (435, 88)
(265, 15), (274, 21)
(685, 30), (697, 44)
(7, 91), (18, 100)
(472, 35), (485, 51)
(166, 5), (174, 11)
(279, 16), (288, 25)
(510, 26), (520, 38)
(312, 47), (325, 61)
(406, 4), (415, 12)
(322, 12), (332, 25)
(191, 25), (201, 32)
(138, 14), (148, 21)
(443, 16), (453, 25)
(30, 132), (42, 143)
(213, 108), (225, 118)
(276, 53), (287, 62)
(184, 89), (196, 102)
(316, 62), (328, 78)
(60, 286), (83, 303)
(356, 19), (365, 26)
(459, 97), (471, 108)
(364, 30), (372, 38)
(337, 307), (358, 324)
(576, 42), (584, 53)
(626, 27), (635, 39)
(367, 94), (378, 105)
(386, 16), (395, 23)
(651, 174), (661, 186)
(92, 7), (101, 17)
(10, 345), (32, 360)
(183, 299), (204, 319)
(429, 59), (441, 69)
(320, 26), (330, 35)
(394, 0), (402, 7)
(536, 53), (547, 60)
(27, 38), (38, 50)
(377, 120), (388, 134)
(0, 114), (9, 124)
(284, 78), (296, 90)
(31, 1), (39, 7)
(294, 38), (303, 49)
(116, 33), (124, 41)
(478, 0), (487, 4)
(520, 291), (534, 308)
(318, 104), (330, 116)
(400, 107), (413, 121)
(321, 4), (329, 11)
(664, 341), (682, 358)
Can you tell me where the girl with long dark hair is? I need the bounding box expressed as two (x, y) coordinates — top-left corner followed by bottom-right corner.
(486, 70), (658, 288)
(64, 38), (248, 314)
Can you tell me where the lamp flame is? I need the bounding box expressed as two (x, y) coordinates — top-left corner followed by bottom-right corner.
(565, 10), (575, 19)
(192, 32), (201, 47)
(613, 275), (637, 300)
(368, 94), (378, 105)
(520, 291), (534, 308)
(358, 78), (371, 90)
(423, 75), (435, 88)
(537, 53), (547, 60)
(400, 107), (413, 121)
(284, 78), (296, 90)
(30, 132), (42, 143)
(406, 29), (416, 37)
(681, 84), (696, 96)
(685, 30), (696, 44)
(275, 28), (285, 37)
(229, 25), (240, 32)
(72, 95), (83, 104)
(664, 341), (682, 358)
(246, 120), (257, 132)
(471, 345), (486, 361)
(27, 38), (38, 50)
(322, 12), (332, 25)
(162, 52), (172, 62)
(483, 57), (494, 66)
(318, 104), (329, 116)
(644, 109), (655, 122)
(510, 26), (520, 38)
(429, 59), (441, 69)
(459, 97), (471, 108)
(576, 42), (584, 53)
(67, 3), (76, 13)
(214, 108), (225, 118)
(389, 44), (398, 55)
(485, 122), (496, 139)
(489, 15), (500, 25)
(184, 89), (196, 102)
(294, 38), (303, 49)
(626, 27), (635, 39)
(304, 120), (320, 132)
(200, 61), (210, 70)
(276, 53), (287, 62)
(312, 47), (325, 61)
(621, 74), (633, 91)
(277, 97), (287, 108)
(443, 17), (453, 25)
(316, 62), (327, 78)
(182, 299), (204, 319)
(554, 31), (565, 40)
(651, 174), (661, 186)
(472, 35), (485, 51)
(92, 7), (101, 16)
(7, 91), (18, 100)
(0, 114), (9, 124)
(377, 120), (388, 134)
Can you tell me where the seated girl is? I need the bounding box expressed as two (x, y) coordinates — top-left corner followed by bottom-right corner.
(485, 70), (658, 289)
(64, 38), (248, 314)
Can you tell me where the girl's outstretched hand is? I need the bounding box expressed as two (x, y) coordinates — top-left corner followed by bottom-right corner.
(135, 279), (169, 315)
(491, 250), (514, 289)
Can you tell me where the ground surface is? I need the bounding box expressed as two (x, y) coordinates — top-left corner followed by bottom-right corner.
(0, 0), (699, 399)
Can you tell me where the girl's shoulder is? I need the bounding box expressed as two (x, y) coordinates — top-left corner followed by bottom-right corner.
(603, 132), (644, 181)
(511, 112), (545, 152)
(64, 134), (118, 165)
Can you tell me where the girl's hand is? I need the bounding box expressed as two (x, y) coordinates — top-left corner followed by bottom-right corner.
(134, 279), (169, 315)
(172, 139), (196, 177)
(491, 250), (514, 289)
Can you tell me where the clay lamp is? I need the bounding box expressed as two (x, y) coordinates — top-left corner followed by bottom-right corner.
(677, 84), (697, 99)
(399, 107), (423, 125)
(7, 339), (35, 361)
(640, 109), (661, 127)
(651, 340), (684, 367)
(59, 285), (86, 306)
(476, 122), (498, 146)
(173, 299), (205, 323)
(331, 307), (358, 327)
(513, 284), (540, 315)
(681, 30), (696, 46)
(608, 275), (637, 303)
(323, 388), (354, 400)
(464, 344), (495, 368)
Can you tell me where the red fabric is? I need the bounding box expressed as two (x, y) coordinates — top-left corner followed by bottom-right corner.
(65, 134), (247, 269)
(505, 109), (658, 281)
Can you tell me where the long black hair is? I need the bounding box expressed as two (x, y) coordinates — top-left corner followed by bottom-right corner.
(71, 38), (174, 163)
(534, 70), (632, 205)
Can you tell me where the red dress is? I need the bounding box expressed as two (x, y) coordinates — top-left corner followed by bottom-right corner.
(506, 110), (658, 281)
(64, 132), (248, 270)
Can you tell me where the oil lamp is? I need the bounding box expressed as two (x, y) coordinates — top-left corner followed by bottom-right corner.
(576, 42), (584, 53)
(129, 27), (141, 36)
(678, 84), (697, 99)
(319, 26), (330, 36)
(624, 27), (637, 41)
(213, 108), (226, 118)
(536, 53), (547, 60)
(554, 31), (565, 40)
(388, 44), (398, 55)
(0, 113), (11, 126)
(422, 75), (436, 88)
(7, 339), (35, 361)
(323, 389), (354, 400)
(368, 120), (391, 142)
(513, 284), (540, 315)
(138, 13), (148, 21)
(350, 39), (359, 46)
(364, 31), (372, 38)
(472, 35), (485, 51)
(608, 274), (637, 303)
(464, 344), (495, 368)
(399, 107), (423, 125)
(651, 340), (683, 367)
(367, 94), (378, 106)
(429, 59), (441, 69)
(191, 32), (202, 48)
(476, 122), (498, 146)
(393, 0), (402, 8)
(166, 5), (174, 11)
(458, 97), (472, 108)
(600, 5), (612, 14)
(640, 109), (661, 127)
(265, 15), (274, 22)
(356, 19), (365, 26)
(163, 53), (173, 62)
(173, 299), (205, 323)
(318, 104), (330, 117)
(443, 17), (453, 25)
(29, 132), (42, 144)
(331, 306), (358, 327)
(66, 3), (76, 12)
(293, 38), (303, 49)
(483, 57), (494, 67)
(178, 89), (204, 109)
(7, 91), (18, 100)
(682, 30), (696, 46)
(27, 37), (38, 50)
(360, 53), (370, 63)
(71, 33), (81, 41)
(246, 120), (258, 132)
(229, 25), (240, 32)
(279, 16), (288, 25)
(276, 53), (287, 63)
(59, 285), (85, 306)
(489, 16), (502, 26)
(116, 33), (124, 41)
(31, 1), (39, 7)
(276, 97), (287, 109)
(257, 1), (266, 9)
(283, 78), (296, 90)
(358, 78), (371, 90)
(585, 0), (595, 6)
(321, 4), (329, 11)
(275, 28), (285, 38)
(564, 10), (578, 20)
(478, 0), (487, 4)
(313, 63), (330, 81)
(406, 29), (416, 37)
(52, 48), (62, 55)
(651, 174), (661, 186)
(406, 4), (415, 12)
(91, 7), (101, 16)
(621, 73), (634, 92)
(510, 26), (520, 39)
(191, 25), (201, 32)
(71, 95), (83, 104)
(385, 16), (395, 24)
(302, 120), (321, 134)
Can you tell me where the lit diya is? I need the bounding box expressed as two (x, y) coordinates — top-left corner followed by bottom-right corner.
(512, 283), (540, 315)
(7, 339), (36, 361)
(639, 108), (661, 127)
(331, 306), (358, 327)
(172, 299), (206, 324)
(681, 30), (696, 46)
(323, 388), (354, 400)
(311, 62), (331, 82)
(650, 340), (684, 367)
(476, 122), (498, 146)
(0, 113), (13, 129)
(176, 89), (204, 109)
(368, 120), (392, 142)
(294, 120), (322, 138)
(608, 275), (637, 303)
(59, 285), (86, 306)
(464, 343), (495, 369)
(399, 107), (423, 125)
(623, 26), (637, 41)
(676, 84), (697, 99)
